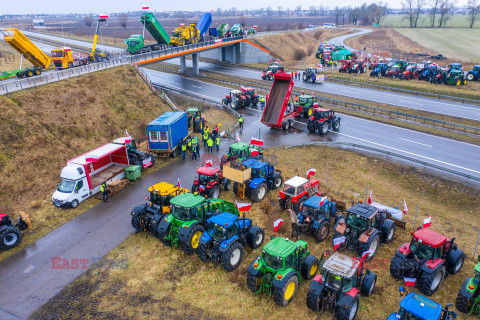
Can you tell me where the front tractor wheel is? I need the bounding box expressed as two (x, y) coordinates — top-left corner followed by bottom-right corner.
(301, 255), (320, 280)
(332, 119), (340, 131)
(389, 255), (405, 280)
(0, 226), (22, 250)
(336, 294), (359, 320)
(319, 122), (329, 135)
(222, 241), (244, 271)
(314, 220), (330, 242)
(418, 266), (446, 296)
(357, 234), (380, 261)
(197, 243), (209, 262)
(251, 182), (267, 202)
(455, 285), (473, 313)
(274, 274), (298, 307)
(247, 273), (262, 293)
(247, 226), (265, 249)
(182, 224), (205, 255)
(208, 184), (221, 198)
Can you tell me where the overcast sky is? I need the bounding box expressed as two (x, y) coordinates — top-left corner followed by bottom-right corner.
(0, 0), (469, 15)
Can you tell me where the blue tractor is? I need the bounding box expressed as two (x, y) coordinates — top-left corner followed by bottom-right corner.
(288, 195), (343, 243)
(387, 292), (457, 320)
(467, 65), (480, 82)
(370, 63), (388, 77)
(231, 159), (283, 202)
(198, 212), (265, 271)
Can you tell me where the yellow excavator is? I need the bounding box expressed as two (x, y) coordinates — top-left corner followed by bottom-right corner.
(170, 23), (200, 47)
(89, 15), (111, 62)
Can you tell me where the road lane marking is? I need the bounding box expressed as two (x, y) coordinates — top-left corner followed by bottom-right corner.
(398, 138), (432, 147)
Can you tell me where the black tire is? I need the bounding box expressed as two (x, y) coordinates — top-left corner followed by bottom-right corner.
(208, 184), (221, 198)
(303, 73), (308, 82)
(314, 220), (330, 242)
(389, 255), (404, 280)
(247, 226), (265, 249)
(198, 243), (209, 262)
(360, 272), (376, 296)
(332, 119), (340, 131)
(251, 182), (267, 202)
(233, 182), (239, 196)
(182, 224), (205, 255)
(0, 226), (22, 250)
(272, 174), (283, 189)
(71, 200), (79, 208)
(223, 179), (231, 191)
(273, 274), (298, 307)
(310, 77), (315, 83)
(336, 294), (359, 320)
(106, 54), (111, 60)
(131, 207), (148, 232)
(319, 122), (329, 135)
(301, 255), (319, 280)
(282, 121), (290, 131)
(306, 290), (321, 312)
(455, 285), (472, 313)
(68, 62), (73, 68)
(191, 184), (198, 193)
(446, 249), (465, 274)
(247, 273), (262, 293)
(357, 234), (380, 261)
(418, 266), (445, 296)
(34, 68), (41, 75)
(26, 69), (34, 77)
(307, 121), (316, 133)
(467, 73), (475, 81)
(380, 219), (396, 243)
(221, 241), (243, 271)
(279, 197), (287, 210)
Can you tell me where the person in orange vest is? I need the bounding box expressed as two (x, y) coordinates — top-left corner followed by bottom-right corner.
(290, 71), (294, 78)
(294, 71), (298, 79)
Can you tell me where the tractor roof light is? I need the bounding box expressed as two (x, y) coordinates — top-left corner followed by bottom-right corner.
(468, 284), (476, 290)
(254, 263), (258, 268)
(277, 274), (283, 280)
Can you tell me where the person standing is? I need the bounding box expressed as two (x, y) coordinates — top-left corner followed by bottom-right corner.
(207, 136), (214, 153)
(181, 143), (187, 160)
(191, 143), (198, 160)
(259, 95), (266, 108)
(215, 136), (220, 151)
(203, 131), (208, 148)
(238, 115), (244, 130)
(101, 182), (108, 202)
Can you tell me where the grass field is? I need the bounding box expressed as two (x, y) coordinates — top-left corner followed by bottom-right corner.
(0, 40), (33, 72)
(32, 145), (480, 320)
(395, 28), (480, 63)
(381, 14), (480, 28)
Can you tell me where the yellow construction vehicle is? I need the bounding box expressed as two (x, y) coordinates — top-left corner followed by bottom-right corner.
(1, 28), (51, 78)
(148, 182), (189, 213)
(89, 15), (111, 62)
(170, 23), (200, 47)
(51, 47), (90, 69)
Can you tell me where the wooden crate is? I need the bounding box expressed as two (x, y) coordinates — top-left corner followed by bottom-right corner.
(223, 165), (251, 183)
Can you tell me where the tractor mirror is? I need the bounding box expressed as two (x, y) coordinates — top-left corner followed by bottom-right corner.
(477, 255), (480, 262)
(453, 244), (457, 251)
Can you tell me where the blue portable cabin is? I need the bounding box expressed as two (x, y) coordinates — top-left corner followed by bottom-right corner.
(147, 111), (188, 156)
(197, 12), (213, 40)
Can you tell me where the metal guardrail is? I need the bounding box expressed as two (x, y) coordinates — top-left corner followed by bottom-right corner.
(149, 65), (480, 136)
(282, 141), (480, 183)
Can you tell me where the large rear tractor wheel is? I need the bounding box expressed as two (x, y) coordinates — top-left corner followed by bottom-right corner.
(233, 182), (239, 196)
(307, 121), (316, 133)
(389, 255), (405, 280)
(251, 182), (267, 202)
(182, 224), (205, 255)
(319, 122), (329, 135)
(467, 73), (475, 81)
(131, 207), (148, 232)
(247, 226), (265, 249)
(273, 274), (298, 307)
(208, 184), (221, 199)
(418, 266), (446, 296)
(314, 220), (330, 242)
(357, 234), (380, 261)
(336, 294), (359, 320)
(197, 243), (209, 262)
(273, 174), (283, 189)
(221, 241), (243, 271)
(0, 226), (22, 250)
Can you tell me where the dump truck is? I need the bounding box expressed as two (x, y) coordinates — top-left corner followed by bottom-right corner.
(261, 73), (296, 131)
(124, 12), (171, 54)
(52, 143), (130, 208)
(170, 23), (200, 47)
(51, 47), (90, 69)
(197, 12), (212, 40)
(147, 111), (189, 157)
(1, 28), (51, 78)
(89, 15), (111, 62)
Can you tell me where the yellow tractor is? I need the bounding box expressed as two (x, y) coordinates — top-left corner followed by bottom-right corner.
(170, 23), (200, 47)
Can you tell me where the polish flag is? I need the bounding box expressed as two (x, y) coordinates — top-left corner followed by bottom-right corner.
(250, 138), (264, 146)
(199, 185), (205, 192)
(423, 217), (432, 228)
(403, 199), (408, 214)
(85, 154), (98, 162)
(361, 249), (374, 260)
(235, 201), (251, 212)
(404, 277), (416, 286)
(142, 6), (150, 10)
(99, 14), (109, 19)
(236, 132), (240, 142)
(318, 196), (327, 206)
(307, 168), (316, 178)
(124, 129), (132, 143)
(273, 219), (284, 232)
(251, 149), (260, 157)
(177, 178), (182, 189)
(205, 160), (213, 167)
(145, 196), (149, 200)
(333, 236), (346, 251)
(367, 190), (373, 204)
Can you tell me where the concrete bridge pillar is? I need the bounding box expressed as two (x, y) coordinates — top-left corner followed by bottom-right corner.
(192, 53), (199, 76)
(180, 56), (186, 73)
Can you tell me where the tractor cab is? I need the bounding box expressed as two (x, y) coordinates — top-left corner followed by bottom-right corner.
(345, 204), (376, 231)
(311, 108), (334, 121)
(147, 182), (188, 213)
(242, 159), (271, 180)
(407, 228), (450, 260)
(261, 237), (307, 270)
(203, 212), (242, 242)
(386, 59), (398, 68)
(186, 108), (205, 133)
(227, 89), (242, 106)
(306, 67), (317, 76)
(450, 63), (463, 71)
(339, 60), (353, 72)
(300, 195), (333, 221)
(281, 176), (313, 198)
(221, 142), (261, 166)
(242, 86), (256, 96)
(319, 252), (363, 293)
(387, 292), (457, 320)
(170, 193), (211, 222)
(194, 166), (221, 186)
(295, 94), (318, 117)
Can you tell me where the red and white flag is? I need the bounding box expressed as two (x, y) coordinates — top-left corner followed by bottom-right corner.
(367, 190), (373, 204)
(99, 14), (109, 19)
(307, 168), (316, 178)
(404, 277), (416, 286)
(142, 6), (150, 10)
(333, 236), (346, 251)
(235, 201), (251, 212)
(236, 132), (240, 142)
(205, 160), (213, 167)
(273, 219), (284, 232)
(251, 149), (260, 157)
(318, 196), (327, 206)
(250, 138), (264, 146)
(403, 199), (408, 214)
(361, 249), (374, 260)
(199, 185), (205, 192)
(85, 154), (98, 162)
(177, 178), (182, 189)
(423, 217), (432, 228)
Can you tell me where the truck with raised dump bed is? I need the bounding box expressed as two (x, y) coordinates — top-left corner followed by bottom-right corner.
(197, 12), (212, 40)
(261, 73), (297, 131)
(124, 12), (170, 54)
(1, 28), (51, 78)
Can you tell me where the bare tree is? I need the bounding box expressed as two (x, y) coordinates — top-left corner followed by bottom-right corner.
(239, 15), (247, 27)
(429, 0), (440, 27)
(335, 6), (342, 25)
(295, 5), (302, 16)
(277, 6), (283, 16)
(413, 0), (425, 27)
(373, 3), (388, 25)
(83, 15), (93, 28)
(119, 13), (128, 28)
(266, 7), (274, 16)
(467, 0), (480, 27)
(438, 0), (456, 27)
(402, 0), (415, 27)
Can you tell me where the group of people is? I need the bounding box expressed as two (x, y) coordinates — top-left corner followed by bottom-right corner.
(178, 125), (223, 161)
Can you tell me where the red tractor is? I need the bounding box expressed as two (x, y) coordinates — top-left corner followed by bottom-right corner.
(400, 65), (419, 80)
(349, 61), (367, 74)
(386, 65), (402, 78)
(222, 87), (259, 110)
(307, 107), (341, 135)
(278, 176), (320, 211)
(191, 166), (231, 198)
(261, 64), (284, 81)
(0, 212), (31, 250)
(339, 60), (353, 73)
(390, 227), (465, 296)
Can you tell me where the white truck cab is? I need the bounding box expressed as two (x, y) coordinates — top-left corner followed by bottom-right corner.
(52, 164), (90, 208)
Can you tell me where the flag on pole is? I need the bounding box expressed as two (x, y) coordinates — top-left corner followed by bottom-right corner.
(367, 190), (373, 204)
(423, 217), (432, 228)
(235, 201), (251, 212)
(307, 168), (316, 178)
(333, 236), (346, 251)
(236, 132), (240, 142)
(99, 14), (109, 19)
(142, 6), (150, 10)
(124, 129), (132, 143)
(177, 178), (182, 189)
(403, 199), (408, 214)
(318, 197), (327, 206)
(273, 219), (284, 232)
(251, 149), (260, 157)
(404, 277), (416, 287)
(250, 138), (264, 146)
(361, 249), (374, 260)
(205, 160), (213, 167)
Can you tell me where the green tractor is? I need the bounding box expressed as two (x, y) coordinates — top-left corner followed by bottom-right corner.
(157, 193), (238, 254)
(445, 70), (467, 86)
(294, 93), (318, 118)
(186, 108), (206, 133)
(246, 236), (320, 307)
(220, 141), (263, 167)
(455, 255), (480, 316)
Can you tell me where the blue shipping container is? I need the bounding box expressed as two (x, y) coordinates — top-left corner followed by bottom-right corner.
(197, 12), (212, 39)
(147, 111), (188, 154)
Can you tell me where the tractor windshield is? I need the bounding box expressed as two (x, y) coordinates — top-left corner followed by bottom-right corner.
(229, 147), (245, 158)
(251, 168), (265, 179)
(171, 205), (192, 221)
(298, 97), (308, 104)
(322, 270), (344, 292)
(57, 179), (76, 193)
(410, 239), (434, 260)
(346, 214), (368, 230)
(263, 252), (283, 269)
(206, 222), (230, 241)
(199, 174), (215, 185)
(397, 308), (423, 320)
(282, 184), (297, 196)
(150, 192), (169, 206)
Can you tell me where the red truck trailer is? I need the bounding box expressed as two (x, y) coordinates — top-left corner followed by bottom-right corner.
(260, 73), (299, 131)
